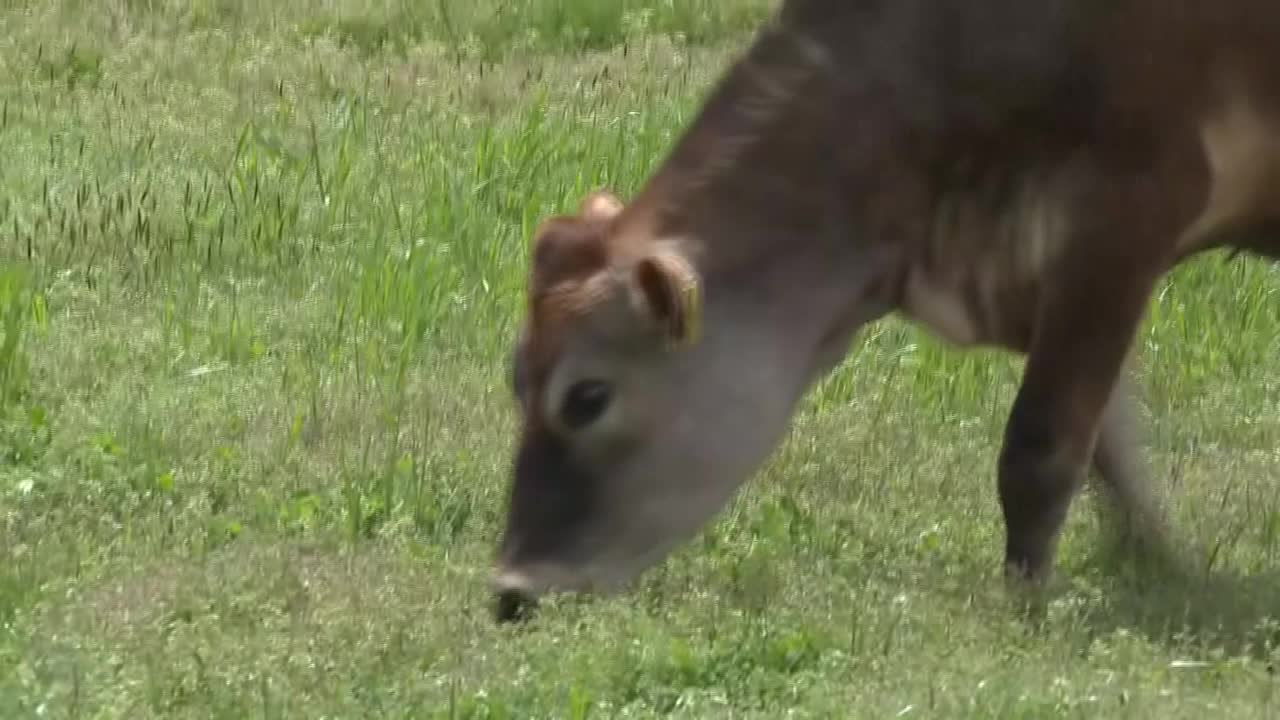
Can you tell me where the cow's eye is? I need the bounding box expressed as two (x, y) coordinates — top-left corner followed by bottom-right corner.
(561, 380), (613, 430)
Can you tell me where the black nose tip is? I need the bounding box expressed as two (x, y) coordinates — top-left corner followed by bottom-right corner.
(494, 588), (538, 624)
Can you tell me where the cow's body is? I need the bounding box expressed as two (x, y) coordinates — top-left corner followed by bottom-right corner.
(492, 0), (1280, 621)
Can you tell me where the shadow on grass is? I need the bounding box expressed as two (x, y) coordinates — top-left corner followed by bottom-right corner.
(1068, 527), (1280, 663)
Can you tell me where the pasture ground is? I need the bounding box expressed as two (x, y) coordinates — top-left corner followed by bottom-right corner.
(2, 1), (1279, 717)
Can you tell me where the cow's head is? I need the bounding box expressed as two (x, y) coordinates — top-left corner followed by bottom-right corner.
(491, 186), (877, 622)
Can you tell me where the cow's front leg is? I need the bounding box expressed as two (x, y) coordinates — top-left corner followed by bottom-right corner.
(998, 235), (1164, 585)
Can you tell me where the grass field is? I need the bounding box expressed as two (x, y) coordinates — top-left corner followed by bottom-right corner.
(2, 0), (1279, 716)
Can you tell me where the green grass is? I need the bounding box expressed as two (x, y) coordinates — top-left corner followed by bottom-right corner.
(2, 0), (1279, 716)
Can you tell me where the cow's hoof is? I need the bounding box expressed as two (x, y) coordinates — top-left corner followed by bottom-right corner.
(494, 588), (538, 624)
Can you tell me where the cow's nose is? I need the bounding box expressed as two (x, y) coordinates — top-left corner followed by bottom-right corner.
(492, 570), (538, 624)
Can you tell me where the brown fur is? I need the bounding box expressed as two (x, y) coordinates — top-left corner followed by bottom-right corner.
(522, 200), (617, 379)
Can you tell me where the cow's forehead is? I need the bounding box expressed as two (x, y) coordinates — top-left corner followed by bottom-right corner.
(530, 216), (610, 294)
(523, 210), (629, 345)
(513, 277), (603, 407)
(514, 195), (642, 402)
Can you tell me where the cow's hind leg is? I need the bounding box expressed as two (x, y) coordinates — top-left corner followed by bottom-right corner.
(1088, 374), (1176, 573)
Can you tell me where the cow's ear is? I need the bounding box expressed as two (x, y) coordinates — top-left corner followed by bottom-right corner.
(633, 247), (702, 347)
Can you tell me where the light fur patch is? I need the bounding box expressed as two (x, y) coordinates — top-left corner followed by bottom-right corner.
(1011, 178), (1071, 281)
(1179, 91), (1280, 252)
(901, 176), (1074, 347)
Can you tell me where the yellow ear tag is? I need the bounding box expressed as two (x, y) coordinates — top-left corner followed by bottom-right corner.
(677, 274), (702, 346)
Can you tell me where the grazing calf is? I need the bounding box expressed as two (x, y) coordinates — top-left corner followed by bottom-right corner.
(491, 0), (1280, 622)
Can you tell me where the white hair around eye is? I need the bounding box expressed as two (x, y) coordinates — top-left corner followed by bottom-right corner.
(541, 350), (626, 442)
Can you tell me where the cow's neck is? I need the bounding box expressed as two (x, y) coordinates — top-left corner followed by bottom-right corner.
(620, 12), (1098, 359)
(616, 21), (909, 372)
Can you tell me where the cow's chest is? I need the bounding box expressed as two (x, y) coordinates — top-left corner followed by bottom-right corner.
(897, 177), (1074, 351)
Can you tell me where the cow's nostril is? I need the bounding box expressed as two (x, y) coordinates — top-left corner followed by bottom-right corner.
(494, 587), (537, 623)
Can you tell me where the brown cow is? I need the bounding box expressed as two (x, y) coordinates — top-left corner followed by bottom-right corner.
(492, 0), (1280, 622)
